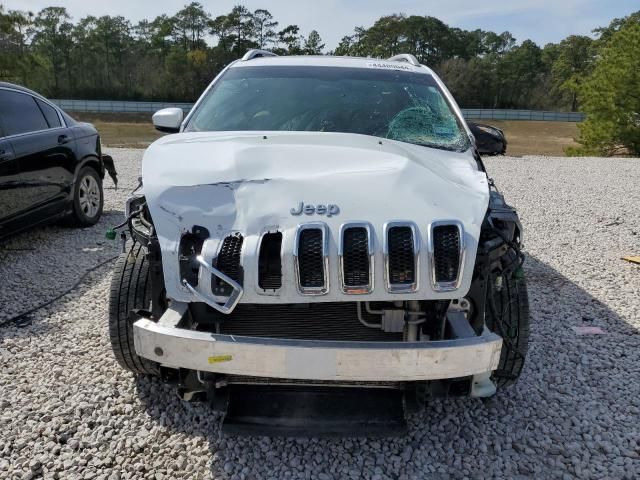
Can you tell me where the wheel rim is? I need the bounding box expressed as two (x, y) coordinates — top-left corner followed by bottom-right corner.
(78, 174), (100, 218)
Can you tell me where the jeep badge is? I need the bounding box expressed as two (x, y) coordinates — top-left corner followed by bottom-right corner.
(290, 202), (340, 217)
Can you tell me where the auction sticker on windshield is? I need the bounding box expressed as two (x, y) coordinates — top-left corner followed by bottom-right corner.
(367, 62), (412, 70)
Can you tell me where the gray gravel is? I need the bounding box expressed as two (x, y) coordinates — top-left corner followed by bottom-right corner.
(1, 148), (639, 479)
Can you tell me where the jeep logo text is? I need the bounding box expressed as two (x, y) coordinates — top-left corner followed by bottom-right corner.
(290, 202), (340, 217)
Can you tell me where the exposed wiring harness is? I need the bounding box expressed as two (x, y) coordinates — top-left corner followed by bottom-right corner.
(2, 183), (149, 328)
(106, 206), (144, 238)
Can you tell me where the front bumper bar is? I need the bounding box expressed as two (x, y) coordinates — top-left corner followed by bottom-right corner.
(133, 303), (502, 382)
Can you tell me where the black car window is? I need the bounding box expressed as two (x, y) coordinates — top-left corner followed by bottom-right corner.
(0, 90), (49, 136)
(35, 98), (62, 128)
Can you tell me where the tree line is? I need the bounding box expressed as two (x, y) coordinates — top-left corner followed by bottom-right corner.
(0, 3), (325, 101)
(1, 4), (638, 154)
(0, 3), (635, 108)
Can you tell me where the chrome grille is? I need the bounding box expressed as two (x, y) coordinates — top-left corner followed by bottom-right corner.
(384, 222), (419, 292)
(339, 223), (374, 294)
(294, 223), (329, 295)
(430, 221), (464, 291)
(202, 221), (465, 298)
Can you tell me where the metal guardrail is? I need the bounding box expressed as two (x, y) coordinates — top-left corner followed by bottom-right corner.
(462, 109), (585, 122)
(52, 99), (194, 114)
(51, 99), (585, 122)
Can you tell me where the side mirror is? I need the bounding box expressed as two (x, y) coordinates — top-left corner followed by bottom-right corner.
(152, 108), (184, 133)
(467, 121), (507, 156)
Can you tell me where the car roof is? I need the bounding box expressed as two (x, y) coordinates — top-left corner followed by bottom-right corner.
(0, 81), (46, 98)
(0, 81), (77, 125)
(230, 55), (436, 76)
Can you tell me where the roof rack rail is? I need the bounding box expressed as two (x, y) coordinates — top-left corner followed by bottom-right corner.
(387, 54), (420, 66)
(242, 49), (278, 61)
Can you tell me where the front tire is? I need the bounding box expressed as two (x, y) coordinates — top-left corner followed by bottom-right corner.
(108, 243), (158, 375)
(485, 268), (530, 388)
(70, 166), (103, 226)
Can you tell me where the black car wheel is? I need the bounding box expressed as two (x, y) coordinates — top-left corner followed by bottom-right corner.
(109, 243), (159, 375)
(71, 166), (103, 226)
(485, 268), (530, 388)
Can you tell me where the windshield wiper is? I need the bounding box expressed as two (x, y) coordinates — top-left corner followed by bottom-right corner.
(407, 141), (462, 152)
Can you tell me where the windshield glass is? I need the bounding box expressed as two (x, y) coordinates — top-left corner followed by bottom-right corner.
(185, 65), (470, 151)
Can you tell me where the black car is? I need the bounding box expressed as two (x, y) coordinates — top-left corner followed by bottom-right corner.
(468, 121), (507, 155)
(0, 82), (116, 239)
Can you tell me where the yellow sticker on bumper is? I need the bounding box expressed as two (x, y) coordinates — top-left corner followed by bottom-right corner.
(208, 354), (232, 364)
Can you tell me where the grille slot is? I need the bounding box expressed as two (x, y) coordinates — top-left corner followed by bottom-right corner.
(432, 224), (462, 287)
(295, 225), (328, 294)
(258, 232), (283, 291)
(213, 233), (243, 296)
(340, 225), (373, 293)
(385, 224), (418, 292)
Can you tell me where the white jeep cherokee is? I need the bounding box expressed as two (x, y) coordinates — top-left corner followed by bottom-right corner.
(109, 51), (529, 436)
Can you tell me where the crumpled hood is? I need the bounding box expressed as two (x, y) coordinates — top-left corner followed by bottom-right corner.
(142, 131), (490, 303)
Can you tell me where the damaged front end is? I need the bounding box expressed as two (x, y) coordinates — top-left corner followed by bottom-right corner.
(112, 131), (527, 437)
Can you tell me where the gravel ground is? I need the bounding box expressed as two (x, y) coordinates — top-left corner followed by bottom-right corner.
(1, 149), (639, 479)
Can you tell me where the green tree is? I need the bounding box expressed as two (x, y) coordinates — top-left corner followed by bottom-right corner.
(356, 15), (405, 58)
(30, 7), (74, 95)
(550, 35), (593, 111)
(0, 7), (42, 86)
(226, 5), (256, 54)
(303, 30), (324, 54)
(332, 27), (367, 56)
(209, 14), (233, 53)
(275, 24), (302, 54)
(569, 23), (640, 156)
(437, 58), (496, 108)
(173, 2), (210, 51)
(2, 3), (633, 110)
(593, 10), (640, 44)
(333, 35), (354, 56)
(497, 39), (543, 108)
(252, 9), (277, 48)
(482, 31), (516, 55)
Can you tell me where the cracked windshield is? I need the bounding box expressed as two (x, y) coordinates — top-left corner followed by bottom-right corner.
(186, 66), (471, 151)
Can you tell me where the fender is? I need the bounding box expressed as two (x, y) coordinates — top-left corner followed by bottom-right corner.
(66, 154), (104, 203)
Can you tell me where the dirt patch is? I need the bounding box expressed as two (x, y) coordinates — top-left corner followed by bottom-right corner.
(487, 120), (580, 156)
(67, 112), (163, 148)
(71, 112), (154, 123)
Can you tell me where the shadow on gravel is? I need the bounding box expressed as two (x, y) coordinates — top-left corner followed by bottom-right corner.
(132, 255), (640, 478)
(0, 258), (117, 340)
(0, 209), (123, 326)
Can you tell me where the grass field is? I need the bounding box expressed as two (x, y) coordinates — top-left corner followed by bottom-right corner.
(73, 113), (164, 148)
(489, 120), (579, 156)
(74, 113), (580, 155)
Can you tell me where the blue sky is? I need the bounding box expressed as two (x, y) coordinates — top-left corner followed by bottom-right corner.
(3, 0), (638, 49)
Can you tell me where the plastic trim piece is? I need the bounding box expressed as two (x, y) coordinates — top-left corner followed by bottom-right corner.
(182, 255), (244, 314)
(386, 54), (420, 66)
(293, 222), (330, 296)
(338, 222), (375, 294)
(383, 221), (420, 293)
(428, 220), (465, 292)
(242, 49), (278, 61)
